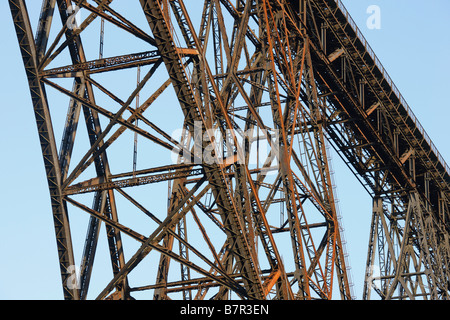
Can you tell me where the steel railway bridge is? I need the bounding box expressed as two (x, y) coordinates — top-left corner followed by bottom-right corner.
(9, 0), (450, 300)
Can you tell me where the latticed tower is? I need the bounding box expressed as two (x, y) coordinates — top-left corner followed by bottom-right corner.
(9, 0), (450, 300)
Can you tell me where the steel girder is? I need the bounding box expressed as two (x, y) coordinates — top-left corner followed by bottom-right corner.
(9, 0), (79, 300)
(305, 0), (450, 299)
(10, 0), (450, 300)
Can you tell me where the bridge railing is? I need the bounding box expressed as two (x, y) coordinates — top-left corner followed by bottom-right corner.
(334, 0), (450, 177)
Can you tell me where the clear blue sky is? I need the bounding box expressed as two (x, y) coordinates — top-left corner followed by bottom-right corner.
(0, 1), (449, 300)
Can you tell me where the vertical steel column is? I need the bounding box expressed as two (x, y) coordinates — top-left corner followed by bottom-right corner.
(9, 0), (79, 300)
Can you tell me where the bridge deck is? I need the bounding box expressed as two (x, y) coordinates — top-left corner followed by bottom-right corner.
(288, 0), (449, 220)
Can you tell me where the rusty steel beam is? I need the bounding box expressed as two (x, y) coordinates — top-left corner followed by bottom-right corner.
(10, 0), (450, 301)
(9, 0), (79, 300)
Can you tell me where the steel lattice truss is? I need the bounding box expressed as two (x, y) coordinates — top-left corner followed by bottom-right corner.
(10, 0), (450, 300)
